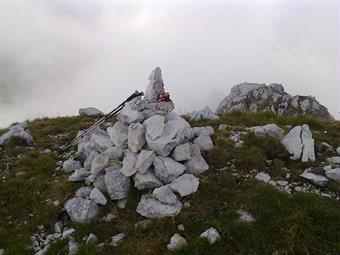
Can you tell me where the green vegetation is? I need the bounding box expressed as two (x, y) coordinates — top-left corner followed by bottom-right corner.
(0, 111), (339, 254)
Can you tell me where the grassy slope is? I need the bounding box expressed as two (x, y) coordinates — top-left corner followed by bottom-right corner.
(0, 111), (339, 255)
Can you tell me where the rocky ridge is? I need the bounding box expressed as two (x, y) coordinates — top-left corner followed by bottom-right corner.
(216, 82), (334, 120)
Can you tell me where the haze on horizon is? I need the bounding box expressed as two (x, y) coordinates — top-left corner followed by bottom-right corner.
(0, 0), (339, 128)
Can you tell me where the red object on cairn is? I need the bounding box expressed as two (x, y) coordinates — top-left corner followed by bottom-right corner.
(157, 92), (170, 102)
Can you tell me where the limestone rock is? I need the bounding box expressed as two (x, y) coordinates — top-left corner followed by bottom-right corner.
(120, 152), (137, 177)
(184, 144), (209, 175)
(237, 210), (255, 222)
(90, 187), (107, 205)
(255, 172), (271, 183)
(325, 168), (340, 181)
(90, 128), (112, 153)
(327, 156), (340, 164)
(152, 185), (178, 205)
(187, 107), (219, 121)
(76, 141), (92, 162)
(144, 67), (164, 103)
(63, 159), (81, 173)
(337, 147), (340, 155)
(154, 157), (186, 184)
(104, 170), (131, 200)
(86, 233), (98, 244)
(216, 82), (334, 120)
(167, 233), (188, 251)
(79, 107), (103, 116)
(144, 115), (165, 140)
(110, 233), (125, 247)
(301, 124), (315, 162)
(107, 121), (128, 147)
(64, 198), (99, 223)
(169, 174), (199, 197)
(199, 227), (221, 244)
(68, 169), (91, 182)
(133, 170), (162, 190)
(103, 146), (124, 161)
(193, 126), (214, 137)
(75, 186), (93, 198)
(93, 175), (107, 193)
(193, 135), (214, 151)
(300, 170), (329, 187)
(136, 194), (182, 219)
(128, 123), (146, 153)
(117, 98), (145, 124)
(84, 150), (99, 171)
(0, 122), (33, 146)
(248, 124), (284, 139)
(91, 154), (109, 176)
(171, 143), (191, 162)
(136, 150), (155, 174)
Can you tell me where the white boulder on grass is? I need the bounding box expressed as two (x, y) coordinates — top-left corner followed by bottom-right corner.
(300, 170), (329, 187)
(154, 157), (186, 184)
(133, 170), (162, 190)
(187, 107), (219, 121)
(324, 168), (340, 181)
(64, 198), (99, 223)
(76, 141), (92, 162)
(169, 174), (199, 197)
(184, 143), (209, 175)
(301, 124), (315, 162)
(79, 107), (103, 116)
(91, 154), (109, 176)
(167, 233), (188, 251)
(75, 186), (93, 198)
(128, 123), (146, 153)
(237, 210), (255, 223)
(0, 122), (33, 146)
(104, 170), (131, 200)
(107, 121), (128, 147)
(171, 143), (191, 162)
(136, 150), (155, 174)
(136, 194), (182, 219)
(255, 172), (271, 183)
(199, 227), (221, 244)
(248, 124), (284, 139)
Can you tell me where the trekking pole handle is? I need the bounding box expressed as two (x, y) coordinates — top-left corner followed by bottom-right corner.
(126, 90), (144, 103)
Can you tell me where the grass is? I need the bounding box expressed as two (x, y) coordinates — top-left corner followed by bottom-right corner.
(0, 111), (339, 254)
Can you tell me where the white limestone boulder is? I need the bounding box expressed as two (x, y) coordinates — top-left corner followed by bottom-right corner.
(327, 156), (340, 164)
(199, 227), (221, 244)
(184, 144), (209, 175)
(136, 150), (155, 174)
(63, 159), (81, 173)
(325, 168), (340, 181)
(152, 185), (178, 205)
(90, 128), (112, 153)
(187, 107), (219, 121)
(103, 146), (124, 161)
(133, 170), (162, 190)
(76, 141), (92, 162)
(120, 152), (137, 177)
(281, 126), (303, 160)
(144, 67), (164, 103)
(300, 170), (329, 187)
(337, 147), (340, 155)
(136, 194), (182, 219)
(301, 124), (315, 162)
(91, 154), (109, 176)
(104, 170), (131, 200)
(248, 124), (284, 139)
(107, 121), (128, 147)
(153, 157), (186, 184)
(0, 123), (33, 146)
(64, 198), (99, 223)
(117, 98), (145, 124)
(171, 143), (191, 162)
(194, 135), (214, 151)
(90, 187), (107, 205)
(128, 123), (146, 153)
(169, 174), (199, 197)
(79, 107), (103, 116)
(167, 233), (188, 251)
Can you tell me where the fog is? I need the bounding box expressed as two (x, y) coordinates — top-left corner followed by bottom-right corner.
(0, 0), (339, 128)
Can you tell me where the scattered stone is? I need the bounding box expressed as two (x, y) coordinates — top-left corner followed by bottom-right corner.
(325, 168), (340, 181)
(62, 228), (76, 238)
(90, 187), (107, 205)
(300, 170), (329, 187)
(104, 170), (131, 200)
(68, 239), (79, 255)
(109, 233), (125, 247)
(64, 198), (99, 223)
(193, 126), (214, 137)
(248, 124), (284, 139)
(218, 124), (231, 131)
(136, 194), (182, 218)
(86, 233), (98, 244)
(237, 210), (255, 222)
(255, 172), (271, 183)
(102, 213), (116, 222)
(133, 170), (162, 190)
(194, 135), (214, 151)
(0, 249), (4, 255)
(199, 227), (221, 244)
(54, 221), (63, 233)
(184, 143), (209, 175)
(177, 224), (185, 231)
(93, 175), (106, 193)
(301, 125), (315, 162)
(171, 143), (191, 161)
(153, 185), (178, 205)
(135, 219), (153, 229)
(136, 150), (155, 174)
(91, 154), (109, 176)
(187, 106), (219, 121)
(79, 107), (103, 116)
(107, 122), (128, 147)
(327, 156), (340, 164)
(154, 157), (186, 183)
(277, 180), (289, 186)
(169, 174), (199, 197)
(167, 233), (188, 251)
(117, 97), (145, 124)
(63, 159), (81, 173)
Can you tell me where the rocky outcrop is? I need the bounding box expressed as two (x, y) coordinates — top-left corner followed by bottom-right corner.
(186, 107), (219, 121)
(216, 82), (334, 120)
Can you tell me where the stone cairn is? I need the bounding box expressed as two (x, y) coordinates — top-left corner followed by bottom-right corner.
(64, 67), (214, 223)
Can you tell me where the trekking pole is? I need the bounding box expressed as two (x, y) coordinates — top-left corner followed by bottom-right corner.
(62, 90), (144, 150)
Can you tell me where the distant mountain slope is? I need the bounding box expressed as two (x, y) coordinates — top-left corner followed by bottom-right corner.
(216, 82), (334, 120)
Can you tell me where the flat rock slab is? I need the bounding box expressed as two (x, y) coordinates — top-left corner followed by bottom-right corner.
(136, 194), (182, 219)
(300, 170), (329, 187)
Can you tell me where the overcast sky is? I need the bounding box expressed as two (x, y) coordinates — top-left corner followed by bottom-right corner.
(0, 0), (339, 127)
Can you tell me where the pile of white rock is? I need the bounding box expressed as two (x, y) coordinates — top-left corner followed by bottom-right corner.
(63, 67), (214, 223)
(0, 122), (33, 146)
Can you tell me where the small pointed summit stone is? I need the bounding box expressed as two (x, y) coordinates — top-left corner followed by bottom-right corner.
(145, 67), (165, 103)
